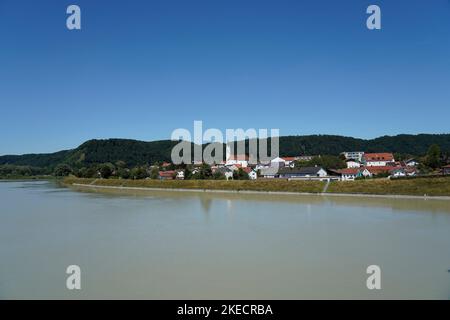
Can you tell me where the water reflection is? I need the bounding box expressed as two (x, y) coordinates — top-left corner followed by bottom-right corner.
(70, 183), (450, 215)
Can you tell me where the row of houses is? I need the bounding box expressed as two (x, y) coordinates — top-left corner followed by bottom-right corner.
(334, 166), (418, 181)
(343, 152), (419, 168)
(157, 151), (450, 181)
(157, 155), (305, 180)
(259, 164), (419, 181)
(223, 155), (304, 168)
(338, 151), (422, 180)
(222, 152), (422, 181)
(158, 161), (259, 180)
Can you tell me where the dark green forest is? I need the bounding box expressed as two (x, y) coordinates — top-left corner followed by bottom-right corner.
(1, 134), (449, 176)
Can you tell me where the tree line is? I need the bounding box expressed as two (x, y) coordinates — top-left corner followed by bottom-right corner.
(1, 136), (449, 178)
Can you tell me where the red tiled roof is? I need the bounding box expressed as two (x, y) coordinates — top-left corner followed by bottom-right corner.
(159, 170), (175, 177)
(364, 153), (394, 161)
(281, 157), (295, 161)
(365, 166), (397, 174)
(337, 168), (361, 174)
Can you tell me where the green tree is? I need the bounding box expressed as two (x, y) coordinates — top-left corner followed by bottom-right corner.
(233, 168), (249, 180)
(193, 164), (212, 180)
(131, 166), (149, 180)
(184, 167), (192, 180)
(115, 160), (126, 169)
(54, 164), (73, 177)
(85, 166), (99, 178)
(424, 144), (441, 169)
(295, 155), (345, 170)
(99, 163), (114, 179)
(212, 171), (225, 180)
(150, 166), (159, 179)
(117, 168), (130, 179)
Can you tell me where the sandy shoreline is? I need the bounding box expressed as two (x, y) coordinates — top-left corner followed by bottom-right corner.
(71, 183), (450, 201)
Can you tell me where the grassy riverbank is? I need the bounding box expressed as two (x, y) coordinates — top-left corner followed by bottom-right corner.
(327, 176), (450, 197)
(63, 177), (326, 193)
(63, 176), (450, 197)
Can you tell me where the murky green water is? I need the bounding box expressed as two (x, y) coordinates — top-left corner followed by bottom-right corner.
(1, 180), (449, 299)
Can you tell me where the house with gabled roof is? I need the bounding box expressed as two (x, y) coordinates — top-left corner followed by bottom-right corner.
(278, 166), (328, 179)
(336, 168), (372, 181)
(363, 153), (395, 167)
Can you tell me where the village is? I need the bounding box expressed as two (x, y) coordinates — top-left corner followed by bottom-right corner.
(156, 151), (450, 182)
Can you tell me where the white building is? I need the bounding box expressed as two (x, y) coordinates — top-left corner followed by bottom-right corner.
(176, 170), (185, 180)
(390, 168), (406, 178)
(405, 159), (419, 167)
(225, 155), (249, 168)
(338, 168), (372, 181)
(295, 155), (313, 162)
(345, 159), (361, 168)
(342, 151), (365, 162)
(270, 156), (296, 168)
(364, 153), (395, 167)
(281, 157), (295, 167)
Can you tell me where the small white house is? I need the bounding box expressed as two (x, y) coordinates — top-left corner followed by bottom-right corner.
(339, 168), (372, 181)
(340, 169), (359, 181)
(346, 159), (361, 168)
(176, 170), (185, 180)
(390, 168), (407, 178)
(216, 167), (233, 180)
(405, 159), (419, 167)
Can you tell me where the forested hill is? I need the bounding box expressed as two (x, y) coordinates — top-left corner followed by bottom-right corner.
(1, 134), (449, 169)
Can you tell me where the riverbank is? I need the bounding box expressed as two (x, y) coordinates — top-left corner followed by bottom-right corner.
(63, 177), (325, 193)
(63, 176), (450, 199)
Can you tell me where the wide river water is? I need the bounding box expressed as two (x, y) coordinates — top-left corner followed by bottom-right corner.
(1, 180), (450, 299)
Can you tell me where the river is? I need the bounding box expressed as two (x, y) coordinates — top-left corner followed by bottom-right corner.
(1, 180), (449, 299)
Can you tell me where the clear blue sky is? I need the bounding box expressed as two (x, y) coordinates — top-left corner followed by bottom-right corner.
(1, 0), (449, 155)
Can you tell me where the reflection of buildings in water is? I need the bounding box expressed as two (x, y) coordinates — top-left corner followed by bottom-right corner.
(226, 199), (235, 221)
(306, 204), (312, 215)
(200, 197), (212, 221)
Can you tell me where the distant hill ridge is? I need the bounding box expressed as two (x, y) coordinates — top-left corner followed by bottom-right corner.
(1, 134), (450, 169)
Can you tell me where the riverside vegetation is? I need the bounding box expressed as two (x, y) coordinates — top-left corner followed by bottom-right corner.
(63, 176), (450, 197)
(2, 136), (450, 197)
